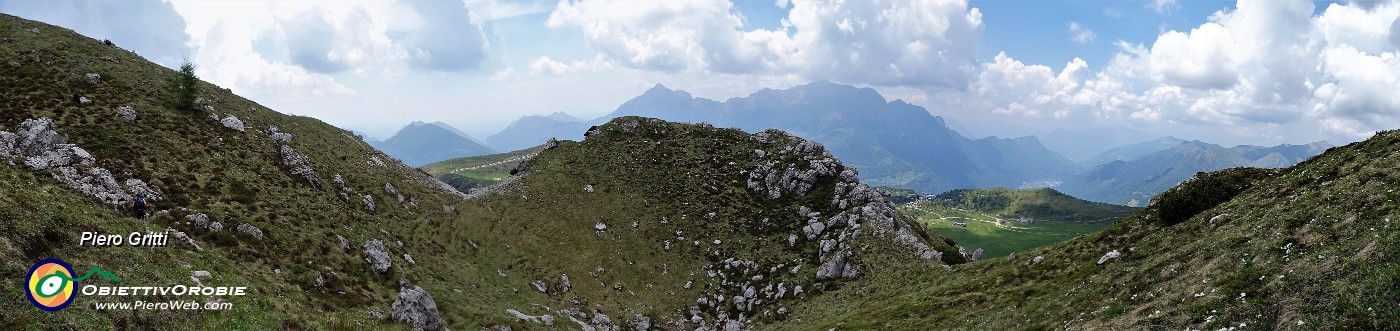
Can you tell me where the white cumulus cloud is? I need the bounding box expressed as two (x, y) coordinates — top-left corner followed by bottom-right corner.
(545, 0), (983, 88)
(1149, 0), (1179, 14)
(1069, 22), (1095, 44)
(961, 0), (1400, 142)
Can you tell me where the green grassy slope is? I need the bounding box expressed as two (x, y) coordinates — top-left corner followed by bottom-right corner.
(893, 188), (1139, 258)
(903, 203), (1107, 258)
(774, 131), (1400, 330)
(931, 187), (1141, 223)
(465, 117), (963, 327)
(0, 14), (481, 330)
(0, 14), (960, 330)
(421, 145), (544, 194)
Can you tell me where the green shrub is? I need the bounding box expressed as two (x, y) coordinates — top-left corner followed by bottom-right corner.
(165, 60), (198, 112)
(1153, 167), (1274, 225)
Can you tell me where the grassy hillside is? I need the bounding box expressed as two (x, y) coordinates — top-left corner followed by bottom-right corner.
(902, 203), (1110, 258)
(774, 131), (1400, 330)
(900, 187), (1137, 258)
(930, 187), (1140, 223)
(0, 13), (504, 330)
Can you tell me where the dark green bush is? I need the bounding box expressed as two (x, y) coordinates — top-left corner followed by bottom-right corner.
(436, 173), (492, 194)
(1153, 167), (1274, 225)
(165, 60), (198, 112)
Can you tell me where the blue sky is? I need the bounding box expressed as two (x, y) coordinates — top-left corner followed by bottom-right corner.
(3, 0), (1399, 147)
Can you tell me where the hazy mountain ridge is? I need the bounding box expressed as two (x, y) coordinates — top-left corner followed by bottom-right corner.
(1058, 139), (1332, 206)
(1079, 136), (1187, 168)
(484, 113), (589, 152)
(1038, 126), (1153, 162)
(425, 121), (488, 146)
(369, 121), (493, 166)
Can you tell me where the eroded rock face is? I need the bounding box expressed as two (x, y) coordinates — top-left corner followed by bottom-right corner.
(166, 228), (201, 251)
(266, 126), (291, 143)
(743, 131), (944, 287)
(364, 240), (392, 274)
(333, 174), (354, 201)
(279, 145), (321, 187)
(629, 315), (651, 330)
(4, 118), (97, 172)
(535, 119), (954, 329)
(187, 213), (210, 229)
(815, 253), (856, 280)
(236, 223), (264, 240)
(362, 194), (376, 212)
(51, 166), (131, 205)
(385, 183), (404, 203)
(116, 106), (137, 123)
(125, 178), (161, 200)
(507, 309), (555, 326)
(220, 115), (245, 132)
(26, 145), (94, 170)
(1097, 250), (1122, 265)
(194, 98), (213, 112)
(391, 281), (443, 330)
(745, 138), (838, 200)
(13, 118), (64, 155)
(0, 132), (15, 156)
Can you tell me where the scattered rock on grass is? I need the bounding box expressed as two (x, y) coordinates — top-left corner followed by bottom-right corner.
(220, 115), (245, 132)
(391, 280), (443, 330)
(236, 223), (263, 240)
(364, 240), (392, 274)
(116, 106), (136, 123)
(1097, 250), (1122, 265)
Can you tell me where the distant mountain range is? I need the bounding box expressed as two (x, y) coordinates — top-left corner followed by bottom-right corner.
(1079, 136), (1186, 168)
(1037, 126), (1153, 162)
(398, 83), (1330, 205)
(1057, 140), (1332, 206)
(369, 121), (493, 166)
(485, 112), (590, 152)
(465, 81), (1079, 194)
(599, 81), (1080, 194)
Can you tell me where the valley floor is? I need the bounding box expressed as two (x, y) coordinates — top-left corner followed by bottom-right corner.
(902, 202), (1113, 258)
